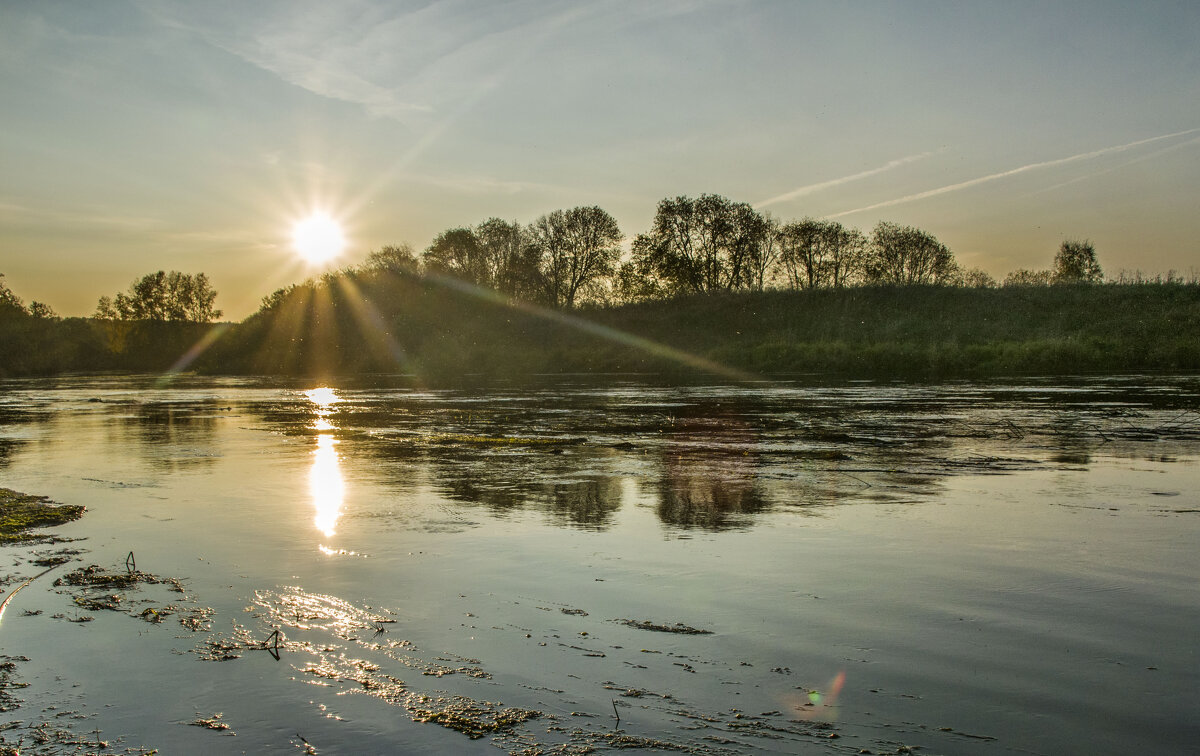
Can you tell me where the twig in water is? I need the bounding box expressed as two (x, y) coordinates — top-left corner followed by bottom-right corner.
(265, 628), (281, 660)
(125, 551), (137, 575)
(612, 699), (620, 726)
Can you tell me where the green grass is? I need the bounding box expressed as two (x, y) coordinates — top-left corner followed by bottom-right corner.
(4, 276), (1200, 379)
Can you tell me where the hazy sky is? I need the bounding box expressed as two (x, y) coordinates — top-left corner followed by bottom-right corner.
(2, 0), (1198, 317)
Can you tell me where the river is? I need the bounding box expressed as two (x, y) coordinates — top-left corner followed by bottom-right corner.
(0, 375), (1197, 754)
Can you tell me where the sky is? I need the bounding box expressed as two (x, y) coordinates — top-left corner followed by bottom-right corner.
(2, 0), (1198, 318)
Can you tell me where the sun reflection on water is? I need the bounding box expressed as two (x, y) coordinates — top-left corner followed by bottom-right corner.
(306, 387), (344, 541)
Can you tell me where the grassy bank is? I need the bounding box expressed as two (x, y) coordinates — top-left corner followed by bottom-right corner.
(4, 280), (1199, 380)
(200, 276), (1200, 379)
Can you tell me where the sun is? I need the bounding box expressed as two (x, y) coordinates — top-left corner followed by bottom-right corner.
(292, 212), (346, 264)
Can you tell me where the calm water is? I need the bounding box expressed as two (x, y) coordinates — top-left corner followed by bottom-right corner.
(0, 375), (1198, 755)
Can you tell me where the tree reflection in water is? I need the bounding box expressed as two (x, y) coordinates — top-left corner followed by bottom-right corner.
(651, 412), (769, 530)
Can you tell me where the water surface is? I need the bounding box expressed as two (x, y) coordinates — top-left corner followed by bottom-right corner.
(0, 375), (1197, 754)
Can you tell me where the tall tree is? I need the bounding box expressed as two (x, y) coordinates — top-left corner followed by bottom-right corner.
(778, 218), (865, 289)
(865, 222), (957, 285)
(1052, 239), (1103, 283)
(475, 218), (540, 300)
(632, 194), (770, 295)
(94, 271), (221, 322)
(423, 220), (540, 299)
(529, 206), (622, 308)
(423, 227), (487, 285)
(741, 212), (779, 292)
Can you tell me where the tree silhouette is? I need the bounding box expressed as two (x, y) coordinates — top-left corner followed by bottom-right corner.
(0, 274), (25, 318)
(779, 218), (865, 289)
(529, 206), (622, 308)
(363, 243), (420, 274)
(423, 220), (540, 299)
(1053, 239), (1103, 283)
(865, 222), (957, 285)
(631, 194), (771, 295)
(94, 271), (221, 322)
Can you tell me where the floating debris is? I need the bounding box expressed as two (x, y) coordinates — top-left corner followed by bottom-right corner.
(52, 563), (188, 626)
(175, 605), (215, 632)
(614, 619), (713, 635)
(188, 712), (233, 734)
(55, 564), (183, 594)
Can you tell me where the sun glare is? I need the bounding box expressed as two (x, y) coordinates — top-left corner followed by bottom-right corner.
(292, 212), (346, 264)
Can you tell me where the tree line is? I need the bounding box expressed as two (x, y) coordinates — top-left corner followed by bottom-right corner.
(0, 194), (1127, 330)
(318, 193), (1110, 316)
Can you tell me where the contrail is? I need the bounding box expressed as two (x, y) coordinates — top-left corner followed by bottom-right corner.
(1029, 134), (1200, 197)
(828, 127), (1200, 219)
(755, 152), (935, 209)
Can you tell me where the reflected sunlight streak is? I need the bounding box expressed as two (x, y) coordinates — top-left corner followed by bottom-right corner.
(311, 432), (344, 538)
(307, 387), (344, 540)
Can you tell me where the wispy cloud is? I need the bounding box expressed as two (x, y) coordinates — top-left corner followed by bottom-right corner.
(828, 128), (1200, 219)
(0, 199), (161, 232)
(755, 151), (936, 209)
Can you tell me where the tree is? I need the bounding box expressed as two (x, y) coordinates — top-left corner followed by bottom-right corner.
(424, 227), (486, 284)
(631, 194), (770, 296)
(960, 268), (997, 288)
(475, 218), (541, 300)
(423, 220), (540, 299)
(778, 218), (865, 289)
(28, 301), (58, 319)
(1053, 239), (1102, 284)
(94, 271), (222, 322)
(363, 243), (420, 274)
(1003, 269), (1053, 286)
(865, 222), (957, 285)
(529, 206), (622, 308)
(0, 274), (26, 318)
(742, 213), (779, 292)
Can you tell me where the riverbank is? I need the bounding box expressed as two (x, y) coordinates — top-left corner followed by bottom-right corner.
(4, 282), (1200, 379)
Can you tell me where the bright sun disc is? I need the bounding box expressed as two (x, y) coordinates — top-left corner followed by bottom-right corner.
(292, 212), (346, 263)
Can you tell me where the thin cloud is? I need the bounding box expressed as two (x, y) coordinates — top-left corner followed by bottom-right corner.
(828, 128), (1200, 219)
(1029, 134), (1200, 196)
(0, 199), (161, 232)
(755, 151), (936, 209)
